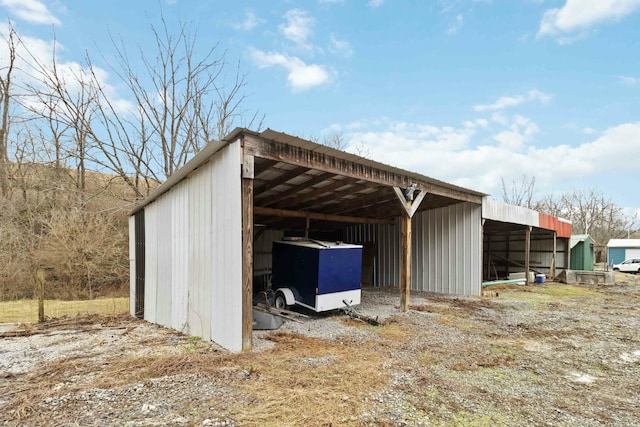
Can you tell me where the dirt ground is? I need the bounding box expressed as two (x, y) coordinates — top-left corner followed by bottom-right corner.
(2, 273), (640, 426)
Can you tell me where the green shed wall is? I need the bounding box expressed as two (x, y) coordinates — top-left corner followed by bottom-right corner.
(570, 238), (594, 271)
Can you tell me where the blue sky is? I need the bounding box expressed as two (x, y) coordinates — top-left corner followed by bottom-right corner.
(1, 0), (640, 217)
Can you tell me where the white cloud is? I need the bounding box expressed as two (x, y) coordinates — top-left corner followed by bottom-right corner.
(447, 14), (464, 35)
(492, 115), (539, 150)
(0, 0), (61, 25)
(279, 9), (315, 49)
(473, 89), (551, 113)
(250, 48), (330, 92)
(233, 9), (264, 31)
(342, 117), (640, 199)
(318, 0), (345, 3)
(617, 75), (639, 86)
(538, 0), (640, 38)
(369, 0), (384, 8)
(0, 23), (134, 118)
(328, 34), (353, 57)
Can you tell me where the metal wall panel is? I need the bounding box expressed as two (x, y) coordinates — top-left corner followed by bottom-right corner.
(144, 202), (158, 324)
(188, 158), (213, 341)
(128, 215), (136, 316)
(209, 140), (243, 352)
(170, 182), (189, 333)
(344, 223), (400, 287)
(155, 193), (172, 328)
(254, 230), (285, 274)
(413, 202), (482, 296)
(482, 198), (539, 227)
(345, 203), (481, 296)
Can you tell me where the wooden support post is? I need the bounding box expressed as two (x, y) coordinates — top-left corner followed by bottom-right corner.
(36, 268), (45, 323)
(305, 215), (310, 238)
(551, 231), (557, 278)
(400, 213), (412, 312)
(242, 154), (254, 352)
(525, 226), (531, 285)
(505, 231), (510, 277)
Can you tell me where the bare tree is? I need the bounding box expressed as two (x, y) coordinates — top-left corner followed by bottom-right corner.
(536, 188), (639, 244)
(0, 24), (17, 198)
(24, 15), (262, 199)
(501, 175), (536, 209)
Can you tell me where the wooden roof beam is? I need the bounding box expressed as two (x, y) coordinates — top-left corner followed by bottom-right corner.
(244, 134), (483, 204)
(254, 206), (395, 225)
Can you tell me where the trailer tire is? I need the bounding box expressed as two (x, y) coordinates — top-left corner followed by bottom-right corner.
(274, 291), (288, 310)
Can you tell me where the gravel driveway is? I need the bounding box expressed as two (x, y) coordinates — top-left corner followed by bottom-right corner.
(2, 274), (640, 426)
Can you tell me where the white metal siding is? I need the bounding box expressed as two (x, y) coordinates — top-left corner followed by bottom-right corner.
(188, 159), (213, 341)
(482, 198), (539, 227)
(144, 203), (158, 324)
(254, 230), (285, 274)
(344, 223), (400, 287)
(155, 194), (172, 328)
(413, 202), (482, 296)
(627, 249), (640, 259)
(128, 215), (136, 316)
(136, 141), (243, 352)
(209, 141), (243, 352)
(170, 183), (189, 333)
(345, 202), (482, 296)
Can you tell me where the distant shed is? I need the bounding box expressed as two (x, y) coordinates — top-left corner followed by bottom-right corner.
(607, 239), (640, 265)
(569, 234), (595, 271)
(482, 199), (572, 281)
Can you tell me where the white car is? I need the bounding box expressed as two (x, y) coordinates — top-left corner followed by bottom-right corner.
(612, 259), (640, 274)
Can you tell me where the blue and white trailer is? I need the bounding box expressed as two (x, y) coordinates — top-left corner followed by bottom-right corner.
(271, 240), (363, 312)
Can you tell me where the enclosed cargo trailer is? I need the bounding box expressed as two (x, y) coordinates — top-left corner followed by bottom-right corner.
(272, 240), (363, 312)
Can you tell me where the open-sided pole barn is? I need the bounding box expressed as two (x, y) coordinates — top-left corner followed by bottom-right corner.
(129, 128), (485, 351)
(482, 199), (572, 282)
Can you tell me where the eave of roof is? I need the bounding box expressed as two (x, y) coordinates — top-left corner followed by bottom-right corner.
(129, 127), (487, 216)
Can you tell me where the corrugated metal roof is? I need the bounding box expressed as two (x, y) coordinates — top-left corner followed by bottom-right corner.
(607, 239), (640, 248)
(569, 234), (593, 249)
(131, 127), (487, 215)
(482, 198), (572, 237)
(482, 198), (539, 226)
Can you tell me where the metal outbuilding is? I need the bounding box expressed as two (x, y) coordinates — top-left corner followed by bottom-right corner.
(129, 128), (486, 351)
(482, 199), (572, 281)
(607, 239), (640, 265)
(569, 235), (595, 271)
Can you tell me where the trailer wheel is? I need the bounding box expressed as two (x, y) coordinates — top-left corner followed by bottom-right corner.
(274, 291), (288, 310)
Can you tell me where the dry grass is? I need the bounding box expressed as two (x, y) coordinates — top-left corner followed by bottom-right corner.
(0, 297), (129, 323)
(4, 330), (390, 427)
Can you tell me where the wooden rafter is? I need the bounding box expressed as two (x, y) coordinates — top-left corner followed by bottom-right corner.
(257, 172), (332, 206)
(244, 134), (483, 204)
(254, 206), (395, 225)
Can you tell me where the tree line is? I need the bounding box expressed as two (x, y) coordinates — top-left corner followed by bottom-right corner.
(501, 176), (639, 261)
(0, 18), (261, 300)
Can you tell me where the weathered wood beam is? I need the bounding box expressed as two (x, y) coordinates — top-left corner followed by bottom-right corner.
(241, 159), (254, 352)
(255, 166), (309, 193)
(253, 159), (278, 177)
(400, 213), (412, 312)
(325, 199), (396, 217)
(244, 135), (482, 204)
(298, 181), (381, 211)
(393, 187), (428, 218)
(274, 177), (353, 209)
(258, 172), (331, 206)
(551, 231), (557, 278)
(525, 226), (531, 285)
(254, 206), (395, 225)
